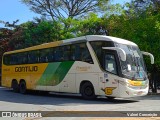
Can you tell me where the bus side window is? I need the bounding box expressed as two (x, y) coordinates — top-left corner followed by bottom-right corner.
(105, 54), (117, 75)
(39, 48), (53, 63)
(28, 50), (39, 64)
(10, 54), (18, 65)
(70, 45), (76, 60)
(52, 48), (56, 62)
(80, 43), (93, 64)
(47, 48), (54, 62)
(71, 43), (93, 64)
(3, 55), (10, 65)
(63, 45), (71, 61)
(39, 49), (47, 63)
(74, 44), (81, 60)
(90, 42), (102, 56)
(54, 47), (63, 61)
(53, 48), (58, 61)
(22, 53), (28, 64)
(17, 52), (28, 64)
(71, 44), (81, 61)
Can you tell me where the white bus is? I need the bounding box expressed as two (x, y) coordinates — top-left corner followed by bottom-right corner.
(2, 35), (154, 99)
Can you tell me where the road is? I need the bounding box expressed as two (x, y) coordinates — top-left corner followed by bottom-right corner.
(0, 87), (160, 120)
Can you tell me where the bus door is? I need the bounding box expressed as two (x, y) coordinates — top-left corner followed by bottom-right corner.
(103, 51), (119, 97)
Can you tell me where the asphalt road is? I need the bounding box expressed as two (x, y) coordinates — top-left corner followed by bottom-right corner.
(0, 87), (160, 120)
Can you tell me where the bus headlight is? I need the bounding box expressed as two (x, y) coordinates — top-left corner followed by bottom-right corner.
(127, 80), (149, 87)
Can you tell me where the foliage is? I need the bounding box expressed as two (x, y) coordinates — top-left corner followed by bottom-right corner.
(21, 0), (109, 21)
(1, 0), (160, 73)
(0, 28), (24, 71)
(105, 1), (160, 71)
(23, 21), (59, 47)
(74, 13), (108, 36)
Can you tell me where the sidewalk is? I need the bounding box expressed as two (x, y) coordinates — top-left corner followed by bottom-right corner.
(148, 89), (160, 95)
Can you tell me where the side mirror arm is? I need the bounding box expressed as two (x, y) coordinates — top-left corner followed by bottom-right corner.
(141, 51), (154, 64)
(102, 47), (126, 61)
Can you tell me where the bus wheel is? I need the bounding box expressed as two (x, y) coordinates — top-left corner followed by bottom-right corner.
(11, 80), (19, 93)
(19, 81), (26, 94)
(81, 82), (96, 99)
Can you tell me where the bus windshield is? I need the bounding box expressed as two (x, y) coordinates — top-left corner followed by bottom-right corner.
(117, 43), (147, 80)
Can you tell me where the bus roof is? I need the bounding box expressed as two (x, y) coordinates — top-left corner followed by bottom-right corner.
(62, 35), (137, 46)
(4, 35), (137, 55)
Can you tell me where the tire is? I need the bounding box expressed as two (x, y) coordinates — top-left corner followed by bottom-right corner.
(19, 81), (26, 94)
(12, 80), (19, 93)
(80, 82), (96, 99)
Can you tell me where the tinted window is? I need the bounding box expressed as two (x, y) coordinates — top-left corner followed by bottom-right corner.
(71, 44), (81, 61)
(10, 54), (18, 65)
(80, 43), (93, 63)
(28, 50), (39, 63)
(90, 41), (114, 58)
(17, 52), (28, 64)
(70, 45), (76, 60)
(3, 42), (94, 65)
(71, 43), (93, 64)
(3, 55), (10, 65)
(105, 54), (117, 74)
(54, 47), (63, 61)
(90, 41), (114, 68)
(63, 45), (71, 61)
(39, 48), (53, 63)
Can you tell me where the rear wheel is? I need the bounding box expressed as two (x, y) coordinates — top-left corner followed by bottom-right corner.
(19, 81), (26, 94)
(80, 82), (96, 99)
(11, 80), (19, 93)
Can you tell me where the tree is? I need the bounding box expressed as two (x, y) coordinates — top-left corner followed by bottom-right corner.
(125, 0), (160, 18)
(72, 13), (108, 36)
(103, 0), (160, 72)
(0, 20), (19, 29)
(22, 20), (76, 47)
(21, 0), (109, 21)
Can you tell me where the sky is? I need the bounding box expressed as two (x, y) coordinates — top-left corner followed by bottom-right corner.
(0, 0), (131, 28)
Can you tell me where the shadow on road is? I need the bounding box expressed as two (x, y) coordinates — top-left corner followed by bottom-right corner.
(0, 87), (140, 105)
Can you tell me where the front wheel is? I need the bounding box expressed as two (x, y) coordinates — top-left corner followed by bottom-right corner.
(19, 81), (27, 94)
(80, 82), (96, 99)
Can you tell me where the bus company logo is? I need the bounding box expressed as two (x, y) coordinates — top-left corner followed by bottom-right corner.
(2, 112), (11, 117)
(105, 87), (116, 95)
(76, 66), (91, 71)
(15, 66), (38, 72)
(3, 68), (10, 72)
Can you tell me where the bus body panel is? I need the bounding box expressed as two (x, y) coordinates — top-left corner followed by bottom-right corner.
(76, 73), (100, 95)
(118, 78), (149, 98)
(59, 73), (76, 93)
(1, 35), (151, 98)
(103, 73), (120, 97)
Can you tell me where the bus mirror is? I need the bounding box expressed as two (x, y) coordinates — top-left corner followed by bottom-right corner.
(141, 51), (154, 64)
(102, 47), (126, 61)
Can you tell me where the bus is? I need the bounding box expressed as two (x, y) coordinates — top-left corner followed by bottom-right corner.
(1, 35), (154, 99)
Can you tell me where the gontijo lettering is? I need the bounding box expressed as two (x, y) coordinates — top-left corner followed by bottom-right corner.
(15, 66), (38, 72)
